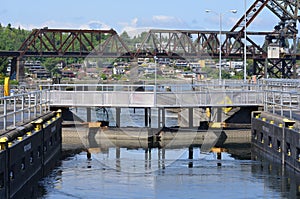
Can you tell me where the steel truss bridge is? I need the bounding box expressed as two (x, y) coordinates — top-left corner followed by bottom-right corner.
(1, 0), (300, 79)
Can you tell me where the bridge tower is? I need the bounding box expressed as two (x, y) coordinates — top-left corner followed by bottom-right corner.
(230, 0), (300, 78)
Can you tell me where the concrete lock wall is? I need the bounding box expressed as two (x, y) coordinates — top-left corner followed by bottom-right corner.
(0, 110), (62, 199)
(251, 111), (300, 172)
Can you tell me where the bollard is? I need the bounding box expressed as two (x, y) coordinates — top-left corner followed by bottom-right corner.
(278, 147), (281, 152)
(283, 118), (295, 129)
(0, 137), (8, 150)
(8, 142), (12, 148)
(56, 109), (62, 118)
(252, 111), (261, 119)
(32, 119), (43, 131)
(288, 149), (291, 156)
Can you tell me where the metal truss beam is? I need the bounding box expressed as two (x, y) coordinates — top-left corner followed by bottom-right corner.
(134, 29), (277, 59)
(253, 57), (296, 78)
(18, 28), (132, 58)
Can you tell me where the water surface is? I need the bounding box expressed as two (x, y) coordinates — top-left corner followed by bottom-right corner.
(39, 147), (300, 199)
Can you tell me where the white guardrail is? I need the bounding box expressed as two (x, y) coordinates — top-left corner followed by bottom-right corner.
(1, 78), (299, 130)
(0, 90), (50, 130)
(43, 83), (265, 108)
(264, 90), (300, 120)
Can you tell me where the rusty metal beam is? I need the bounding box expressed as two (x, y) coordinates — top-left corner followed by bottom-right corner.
(18, 28), (133, 58)
(134, 29), (279, 59)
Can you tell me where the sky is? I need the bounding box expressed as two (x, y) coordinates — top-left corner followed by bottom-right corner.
(0, 0), (279, 37)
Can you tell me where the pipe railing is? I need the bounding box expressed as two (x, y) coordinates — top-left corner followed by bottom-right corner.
(0, 90), (50, 130)
(264, 90), (300, 120)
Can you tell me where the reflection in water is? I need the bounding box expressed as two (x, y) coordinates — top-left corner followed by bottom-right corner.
(38, 144), (300, 199)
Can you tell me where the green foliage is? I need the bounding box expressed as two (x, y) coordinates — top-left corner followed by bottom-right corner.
(0, 77), (18, 85)
(201, 67), (218, 79)
(0, 24), (30, 51)
(0, 24), (30, 75)
(111, 74), (122, 80)
(42, 58), (63, 75)
(100, 73), (107, 80)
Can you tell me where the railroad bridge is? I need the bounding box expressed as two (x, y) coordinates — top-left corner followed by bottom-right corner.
(1, 0), (300, 79)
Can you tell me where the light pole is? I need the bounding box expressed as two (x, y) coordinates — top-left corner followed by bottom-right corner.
(205, 9), (237, 84)
(154, 56), (158, 106)
(243, 0), (247, 83)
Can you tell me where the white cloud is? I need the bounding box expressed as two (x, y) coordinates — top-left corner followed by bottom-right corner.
(10, 15), (190, 37)
(119, 15), (189, 37)
(12, 20), (112, 31)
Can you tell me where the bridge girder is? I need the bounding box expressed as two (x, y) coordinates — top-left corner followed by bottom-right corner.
(0, 0), (299, 80)
(18, 28), (132, 58)
(134, 29), (278, 60)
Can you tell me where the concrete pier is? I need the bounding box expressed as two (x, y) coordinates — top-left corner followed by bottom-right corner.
(251, 111), (300, 172)
(0, 110), (62, 199)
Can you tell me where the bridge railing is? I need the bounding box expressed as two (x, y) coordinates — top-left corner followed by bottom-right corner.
(258, 78), (300, 92)
(0, 90), (50, 130)
(156, 90), (264, 107)
(264, 90), (300, 120)
(44, 84), (264, 107)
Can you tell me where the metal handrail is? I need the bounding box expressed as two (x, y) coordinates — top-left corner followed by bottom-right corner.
(0, 90), (50, 130)
(264, 90), (300, 120)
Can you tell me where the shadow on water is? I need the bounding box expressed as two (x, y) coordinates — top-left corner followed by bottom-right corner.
(251, 149), (300, 199)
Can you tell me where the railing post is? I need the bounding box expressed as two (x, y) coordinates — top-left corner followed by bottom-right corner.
(289, 93), (292, 119)
(272, 91), (275, 114)
(21, 94), (25, 123)
(39, 92), (42, 115)
(28, 93), (31, 120)
(280, 92), (283, 116)
(47, 90), (50, 112)
(13, 96), (16, 127)
(3, 99), (7, 130)
(34, 92), (37, 118)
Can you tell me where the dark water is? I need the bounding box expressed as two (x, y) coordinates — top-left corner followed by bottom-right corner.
(38, 147), (300, 199)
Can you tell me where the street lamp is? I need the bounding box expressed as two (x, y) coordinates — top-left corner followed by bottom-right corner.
(243, 0), (247, 83)
(205, 9), (237, 84)
(154, 56), (158, 106)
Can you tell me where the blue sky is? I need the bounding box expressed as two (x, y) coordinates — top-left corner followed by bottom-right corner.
(0, 0), (278, 36)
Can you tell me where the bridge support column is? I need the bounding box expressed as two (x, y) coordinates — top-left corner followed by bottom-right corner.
(188, 108), (193, 128)
(217, 108), (222, 122)
(149, 108), (152, 128)
(157, 147), (166, 169)
(9, 57), (25, 81)
(16, 57), (25, 82)
(144, 108), (152, 127)
(10, 57), (17, 80)
(145, 148), (152, 169)
(87, 108), (91, 122)
(188, 146), (193, 168)
(116, 147), (120, 171)
(157, 108), (166, 128)
(116, 108), (121, 127)
(145, 108), (148, 127)
(162, 108), (165, 127)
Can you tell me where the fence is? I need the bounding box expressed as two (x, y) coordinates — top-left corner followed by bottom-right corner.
(0, 90), (50, 130)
